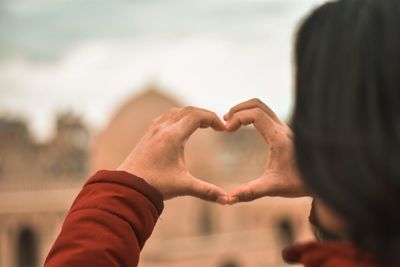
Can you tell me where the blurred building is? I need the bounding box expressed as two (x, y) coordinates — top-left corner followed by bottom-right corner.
(0, 86), (313, 267)
(0, 113), (89, 267)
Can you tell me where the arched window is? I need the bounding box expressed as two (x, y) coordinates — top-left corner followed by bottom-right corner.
(277, 218), (295, 246)
(16, 227), (38, 267)
(219, 259), (241, 267)
(199, 203), (212, 235)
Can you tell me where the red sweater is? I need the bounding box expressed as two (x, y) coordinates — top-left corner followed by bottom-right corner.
(45, 170), (398, 267)
(45, 170), (164, 267)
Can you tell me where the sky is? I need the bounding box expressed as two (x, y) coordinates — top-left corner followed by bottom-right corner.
(0, 0), (326, 140)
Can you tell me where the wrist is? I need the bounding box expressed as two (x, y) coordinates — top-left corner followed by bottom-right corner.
(88, 170), (165, 214)
(116, 164), (164, 199)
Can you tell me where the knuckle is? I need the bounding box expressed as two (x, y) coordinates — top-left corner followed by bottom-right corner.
(156, 130), (177, 146)
(183, 106), (196, 113)
(182, 106), (202, 120)
(252, 98), (266, 107)
(210, 111), (218, 118)
(161, 127), (175, 139)
(230, 113), (239, 121)
(151, 124), (171, 138)
(202, 186), (217, 200)
(252, 108), (265, 119)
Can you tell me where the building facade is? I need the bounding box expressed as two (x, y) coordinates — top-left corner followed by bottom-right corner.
(0, 87), (313, 267)
(0, 113), (88, 267)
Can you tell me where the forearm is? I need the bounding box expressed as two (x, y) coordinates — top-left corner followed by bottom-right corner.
(45, 170), (164, 267)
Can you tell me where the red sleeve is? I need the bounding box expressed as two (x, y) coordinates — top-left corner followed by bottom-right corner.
(44, 170), (164, 267)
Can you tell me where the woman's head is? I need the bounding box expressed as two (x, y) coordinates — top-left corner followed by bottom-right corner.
(292, 0), (400, 262)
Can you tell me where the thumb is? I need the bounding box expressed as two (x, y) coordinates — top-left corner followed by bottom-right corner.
(227, 178), (270, 204)
(182, 174), (228, 205)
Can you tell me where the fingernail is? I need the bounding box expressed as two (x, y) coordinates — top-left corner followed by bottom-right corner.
(216, 196), (228, 205)
(228, 196), (239, 205)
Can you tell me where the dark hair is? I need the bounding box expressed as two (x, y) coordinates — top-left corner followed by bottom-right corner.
(292, 0), (400, 263)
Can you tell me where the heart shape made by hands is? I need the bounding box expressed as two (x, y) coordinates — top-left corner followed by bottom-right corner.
(118, 99), (307, 204)
(185, 127), (269, 191)
(183, 117), (306, 205)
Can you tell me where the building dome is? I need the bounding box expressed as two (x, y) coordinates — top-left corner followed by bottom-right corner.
(90, 86), (182, 172)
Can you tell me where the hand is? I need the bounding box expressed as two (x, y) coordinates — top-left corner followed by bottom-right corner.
(118, 106), (229, 204)
(224, 99), (309, 204)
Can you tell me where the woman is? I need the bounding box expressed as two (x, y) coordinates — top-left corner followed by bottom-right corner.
(45, 0), (400, 266)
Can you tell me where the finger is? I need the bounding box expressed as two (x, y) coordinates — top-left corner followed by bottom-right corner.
(223, 113), (230, 121)
(224, 98), (281, 124)
(227, 178), (270, 204)
(225, 98), (278, 121)
(174, 107), (226, 140)
(225, 110), (255, 132)
(152, 107), (181, 126)
(149, 107), (181, 132)
(182, 174), (228, 204)
(174, 106), (215, 120)
(225, 108), (273, 138)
